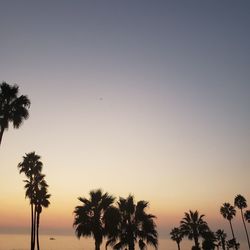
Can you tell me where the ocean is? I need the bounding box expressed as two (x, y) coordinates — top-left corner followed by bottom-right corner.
(0, 234), (247, 250)
(0, 234), (193, 250)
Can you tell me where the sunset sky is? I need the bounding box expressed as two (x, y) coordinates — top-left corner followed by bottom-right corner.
(0, 0), (250, 240)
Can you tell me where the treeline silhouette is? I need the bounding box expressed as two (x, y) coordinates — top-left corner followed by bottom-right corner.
(170, 195), (250, 250)
(73, 189), (158, 250)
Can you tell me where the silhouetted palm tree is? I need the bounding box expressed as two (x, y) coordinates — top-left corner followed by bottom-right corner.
(234, 194), (250, 249)
(202, 230), (216, 250)
(106, 195), (158, 250)
(180, 210), (209, 250)
(73, 189), (115, 250)
(170, 227), (184, 250)
(220, 203), (238, 250)
(18, 152), (50, 250)
(24, 173), (48, 247)
(35, 185), (50, 250)
(0, 82), (30, 146)
(226, 239), (240, 249)
(18, 152), (43, 250)
(215, 229), (227, 250)
(245, 210), (250, 223)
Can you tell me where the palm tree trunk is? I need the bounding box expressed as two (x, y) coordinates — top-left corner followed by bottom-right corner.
(0, 127), (4, 146)
(177, 242), (181, 250)
(229, 220), (238, 250)
(129, 241), (135, 250)
(128, 229), (135, 250)
(222, 240), (226, 250)
(33, 206), (37, 250)
(95, 241), (100, 250)
(241, 209), (250, 249)
(194, 235), (200, 249)
(31, 204), (34, 250)
(36, 211), (40, 250)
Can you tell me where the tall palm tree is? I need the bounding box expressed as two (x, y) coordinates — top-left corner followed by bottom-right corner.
(0, 82), (30, 146)
(234, 194), (250, 249)
(106, 195), (158, 250)
(180, 210), (209, 250)
(18, 152), (50, 250)
(170, 227), (184, 250)
(73, 189), (115, 250)
(220, 203), (238, 250)
(35, 185), (50, 250)
(24, 173), (48, 247)
(18, 152), (43, 250)
(215, 229), (227, 250)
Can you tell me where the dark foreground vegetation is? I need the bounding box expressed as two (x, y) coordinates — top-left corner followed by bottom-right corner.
(170, 195), (250, 250)
(73, 189), (158, 250)
(18, 152), (50, 250)
(0, 82), (30, 146)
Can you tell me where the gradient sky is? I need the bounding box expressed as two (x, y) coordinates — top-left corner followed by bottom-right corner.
(0, 0), (250, 239)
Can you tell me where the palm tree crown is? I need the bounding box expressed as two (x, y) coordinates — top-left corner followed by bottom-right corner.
(245, 210), (250, 223)
(23, 173), (47, 203)
(170, 227), (184, 250)
(202, 230), (217, 250)
(234, 194), (247, 210)
(180, 210), (209, 250)
(18, 152), (43, 179)
(36, 186), (50, 210)
(215, 229), (227, 250)
(220, 203), (236, 221)
(106, 195), (158, 250)
(0, 82), (30, 146)
(73, 189), (115, 250)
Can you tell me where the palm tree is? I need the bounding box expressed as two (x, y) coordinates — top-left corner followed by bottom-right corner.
(18, 152), (43, 250)
(215, 229), (227, 250)
(226, 239), (240, 249)
(170, 227), (184, 250)
(106, 195), (158, 250)
(245, 210), (250, 223)
(202, 230), (217, 250)
(180, 210), (209, 250)
(35, 185), (50, 250)
(234, 194), (250, 249)
(18, 152), (50, 250)
(220, 203), (238, 250)
(73, 189), (115, 250)
(0, 82), (30, 146)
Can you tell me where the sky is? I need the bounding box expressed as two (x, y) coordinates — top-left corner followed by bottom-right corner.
(0, 0), (250, 240)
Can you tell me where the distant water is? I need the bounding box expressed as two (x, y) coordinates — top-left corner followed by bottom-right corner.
(0, 234), (247, 250)
(0, 234), (192, 250)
